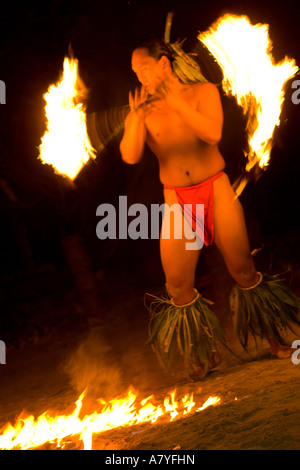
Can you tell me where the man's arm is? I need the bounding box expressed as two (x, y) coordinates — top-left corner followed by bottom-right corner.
(119, 87), (150, 164)
(120, 111), (147, 164)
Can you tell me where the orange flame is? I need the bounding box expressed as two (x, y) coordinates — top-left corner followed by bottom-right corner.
(196, 395), (221, 411)
(0, 388), (222, 450)
(39, 56), (96, 180)
(198, 14), (298, 194)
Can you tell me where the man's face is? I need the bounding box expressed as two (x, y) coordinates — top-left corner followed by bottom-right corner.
(131, 48), (164, 95)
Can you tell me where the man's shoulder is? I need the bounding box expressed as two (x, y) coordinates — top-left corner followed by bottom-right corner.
(192, 81), (220, 95)
(190, 82), (222, 107)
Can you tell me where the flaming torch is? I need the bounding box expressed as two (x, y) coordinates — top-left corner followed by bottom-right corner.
(39, 55), (96, 180)
(38, 54), (105, 321)
(198, 14), (298, 195)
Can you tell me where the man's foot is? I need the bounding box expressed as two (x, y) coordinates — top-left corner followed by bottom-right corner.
(270, 342), (295, 359)
(188, 365), (208, 382)
(187, 351), (221, 382)
(268, 336), (295, 358)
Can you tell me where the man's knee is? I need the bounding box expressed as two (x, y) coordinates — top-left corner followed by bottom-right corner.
(230, 259), (258, 287)
(166, 274), (194, 298)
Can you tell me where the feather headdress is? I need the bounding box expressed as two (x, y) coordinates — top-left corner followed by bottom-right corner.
(164, 12), (208, 84)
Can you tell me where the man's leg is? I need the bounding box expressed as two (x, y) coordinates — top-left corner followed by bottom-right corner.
(213, 173), (258, 287)
(153, 188), (222, 376)
(213, 173), (295, 357)
(160, 188), (201, 305)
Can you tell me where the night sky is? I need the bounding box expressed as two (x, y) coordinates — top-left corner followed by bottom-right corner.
(0, 0), (299, 291)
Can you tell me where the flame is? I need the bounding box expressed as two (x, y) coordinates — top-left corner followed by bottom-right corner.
(198, 14), (298, 190)
(196, 395), (221, 411)
(39, 56), (96, 180)
(0, 388), (222, 450)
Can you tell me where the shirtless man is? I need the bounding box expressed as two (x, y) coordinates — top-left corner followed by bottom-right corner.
(119, 39), (296, 362)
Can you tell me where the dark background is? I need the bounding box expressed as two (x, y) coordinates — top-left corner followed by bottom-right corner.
(0, 0), (299, 340)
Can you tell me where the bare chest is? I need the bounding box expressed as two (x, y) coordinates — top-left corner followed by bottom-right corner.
(146, 108), (184, 138)
(145, 101), (197, 151)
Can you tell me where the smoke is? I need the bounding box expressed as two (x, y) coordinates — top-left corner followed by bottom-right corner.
(62, 326), (124, 400)
(61, 290), (179, 408)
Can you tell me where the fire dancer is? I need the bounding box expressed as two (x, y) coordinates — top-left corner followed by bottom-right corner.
(119, 20), (300, 379)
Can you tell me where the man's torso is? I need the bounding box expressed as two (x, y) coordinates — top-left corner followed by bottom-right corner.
(144, 84), (225, 187)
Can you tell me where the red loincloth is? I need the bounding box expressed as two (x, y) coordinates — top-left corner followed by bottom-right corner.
(163, 171), (224, 246)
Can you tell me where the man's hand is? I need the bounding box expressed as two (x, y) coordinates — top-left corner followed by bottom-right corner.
(158, 79), (223, 145)
(129, 86), (155, 120)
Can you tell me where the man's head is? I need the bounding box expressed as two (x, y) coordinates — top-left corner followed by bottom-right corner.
(131, 39), (174, 95)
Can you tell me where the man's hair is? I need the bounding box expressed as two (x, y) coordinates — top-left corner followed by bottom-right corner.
(134, 37), (208, 85)
(135, 38), (173, 63)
